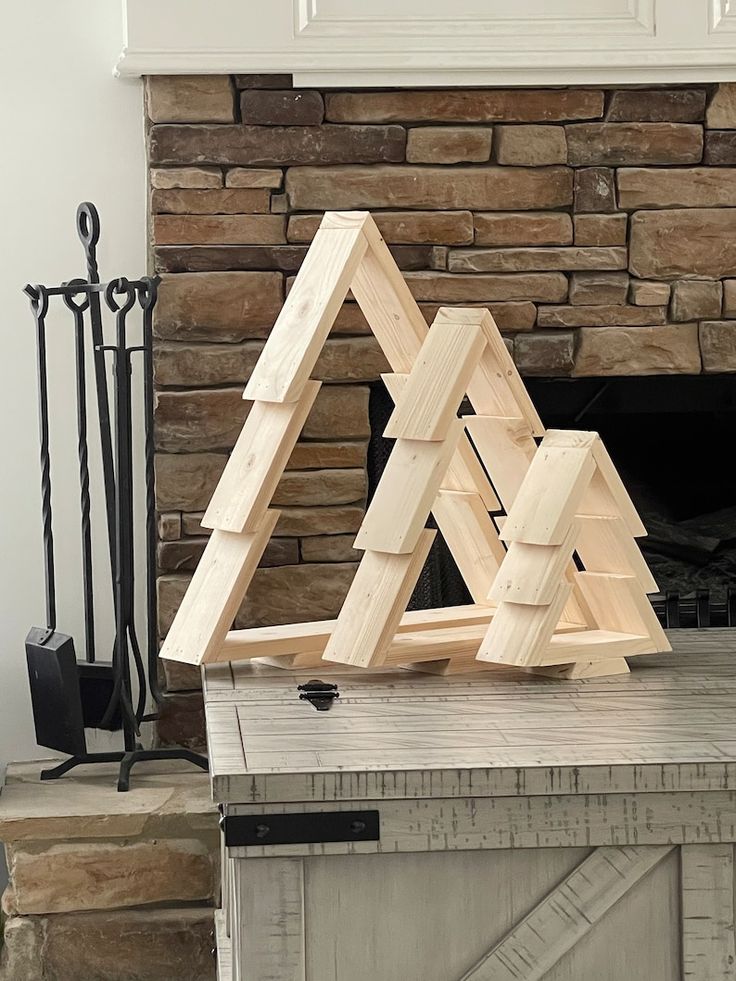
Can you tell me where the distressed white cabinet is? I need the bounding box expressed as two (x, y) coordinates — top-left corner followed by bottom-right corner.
(205, 630), (736, 980)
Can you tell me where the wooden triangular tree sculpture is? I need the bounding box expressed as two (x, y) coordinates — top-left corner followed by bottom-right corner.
(159, 211), (666, 679)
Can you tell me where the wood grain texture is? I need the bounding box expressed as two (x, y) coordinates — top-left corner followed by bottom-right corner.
(681, 844), (736, 981)
(576, 514), (658, 593)
(431, 489), (506, 604)
(489, 522), (578, 605)
(477, 582), (572, 666)
(465, 415), (537, 513)
(575, 572), (671, 652)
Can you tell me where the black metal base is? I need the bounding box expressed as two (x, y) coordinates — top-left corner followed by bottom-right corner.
(40, 747), (209, 792)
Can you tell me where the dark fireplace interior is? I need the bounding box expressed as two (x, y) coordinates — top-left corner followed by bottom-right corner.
(368, 376), (736, 626)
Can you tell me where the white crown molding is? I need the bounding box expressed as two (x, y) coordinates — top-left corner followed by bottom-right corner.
(117, 0), (736, 83)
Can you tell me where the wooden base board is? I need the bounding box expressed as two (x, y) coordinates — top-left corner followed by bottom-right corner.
(529, 658), (631, 679)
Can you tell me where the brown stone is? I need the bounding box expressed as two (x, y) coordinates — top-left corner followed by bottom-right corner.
(566, 123), (703, 166)
(155, 245), (308, 273)
(157, 692), (205, 751)
(723, 280), (736, 316)
(157, 512), (181, 541)
(630, 209), (736, 278)
(573, 213), (627, 246)
(699, 321), (736, 371)
(538, 303), (667, 328)
(514, 331), (575, 376)
(0, 917), (43, 981)
(154, 272), (283, 342)
(707, 84), (736, 127)
(404, 271), (568, 303)
(494, 125), (567, 165)
(162, 659), (202, 693)
(448, 246), (626, 273)
(149, 124), (406, 166)
(150, 166), (222, 189)
(151, 188), (271, 214)
(574, 324), (701, 375)
(155, 452), (226, 511)
(234, 562), (359, 628)
(607, 88), (706, 123)
(300, 535), (361, 562)
(419, 302), (538, 331)
(273, 469), (366, 507)
(287, 441), (368, 470)
(671, 280), (723, 321)
(314, 336), (390, 381)
(235, 74), (292, 89)
(225, 167), (283, 188)
(154, 389), (246, 452)
(158, 536), (298, 573)
(568, 271), (629, 305)
(154, 340), (261, 387)
(153, 214), (286, 246)
(7, 839), (214, 914)
(179, 504), (366, 540)
(270, 192), (289, 213)
(629, 280), (671, 306)
(617, 167), (736, 208)
(241, 89), (324, 125)
(574, 167), (617, 212)
(303, 385), (371, 439)
(473, 212), (572, 247)
(287, 210), (474, 245)
(145, 75), (234, 123)
(704, 131), (736, 164)
(325, 89), (604, 123)
(285, 165), (573, 211)
(406, 127), (492, 163)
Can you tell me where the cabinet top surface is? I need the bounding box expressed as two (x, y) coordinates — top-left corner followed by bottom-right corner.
(203, 630), (736, 804)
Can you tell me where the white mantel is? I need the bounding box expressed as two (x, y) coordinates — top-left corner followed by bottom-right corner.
(118, 0), (736, 85)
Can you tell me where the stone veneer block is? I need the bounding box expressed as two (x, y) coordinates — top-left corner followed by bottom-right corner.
(706, 83), (736, 128)
(473, 211), (572, 247)
(153, 214), (286, 246)
(574, 167), (617, 212)
(225, 167), (284, 188)
(158, 536), (301, 573)
(287, 441), (369, 471)
(419, 301), (538, 331)
(300, 535), (361, 563)
(448, 246), (626, 273)
(287, 210), (474, 245)
(538, 303), (667, 328)
(568, 271), (629, 306)
(723, 280), (736, 316)
(403, 270), (568, 302)
(151, 188), (272, 214)
(704, 131), (736, 165)
(514, 331), (575, 376)
(699, 321), (736, 371)
(285, 165), (573, 211)
(573, 213), (627, 246)
(150, 166), (223, 189)
(607, 88), (706, 123)
(630, 209), (736, 278)
(146, 75), (235, 123)
(566, 123), (703, 166)
(494, 125), (567, 165)
(154, 339), (265, 387)
(629, 280), (671, 306)
(154, 272), (283, 342)
(617, 167), (736, 209)
(574, 324), (701, 375)
(155, 452), (227, 511)
(178, 505), (365, 541)
(149, 124), (407, 166)
(157, 512), (182, 541)
(154, 245), (307, 274)
(240, 89), (324, 125)
(406, 127), (492, 163)
(671, 280), (723, 321)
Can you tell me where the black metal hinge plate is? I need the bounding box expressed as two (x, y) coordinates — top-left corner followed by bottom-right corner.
(223, 809), (380, 847)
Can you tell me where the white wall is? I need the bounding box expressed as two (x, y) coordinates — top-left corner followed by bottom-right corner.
(0, 1), (145, 778)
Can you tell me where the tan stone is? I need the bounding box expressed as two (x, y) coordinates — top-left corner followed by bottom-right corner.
(568, 271), (629, 305)
(574, 324), (702, 375)
(157, 512), (181, 541)
(151, 188), (271, 214)
(608, 88), (706, 123)
(287, 441), (368, 470)
(630, 209), (736, 278)
(706, 83), (736, 128)
(473, 212), (572, 247)
(225, 167), (284, 188)
(155, 272), (283, 342)
(154, 389), (246, 453)
(270, 192), (289, 213)
(629, 280), (671, 306)
(325, 89), (604, 123)
(574, 167), (617, 212)
(7, 839), (214, 914)
(514, 332), (575, 376)
(179, 504), (366, 541)
(538, 303), (667, 328)
(146, 75), (234, 123)
(699, 321), (736, 371)
(723, 280), (736, 316)
(300, 535), (361, 562)
(404, 271), (568, 302)
(617, 168), (736, 209)
(155, 452), (226, 511)
(448, 246), (626, 273)
(418, 301), (538, 332)
(234, 562), (359, 628)
(671, 280), (723, 321)
(158, 536), (298, 573)
(241, 89), (324, 125)
(154, 339), (262, 387)
(150, 166), (222, 189)
(566, 123), (703, 166)
(573, 213), (627, 247)
(153, 214), (286, 246)
(285, 165), (573, 211)
(0, 917), (43, 981)
(314, 336), (390, 381)
(272, 469), (367, 507)
(303, 385), (371, 439)
(406, 127), (492, 163)
(288, 210), (474, 245)
(494, 125), (567, 165)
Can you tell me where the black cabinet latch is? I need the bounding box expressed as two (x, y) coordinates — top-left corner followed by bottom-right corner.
(297, 680), (339, 711)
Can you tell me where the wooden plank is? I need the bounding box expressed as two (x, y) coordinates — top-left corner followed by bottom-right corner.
(540, 629), (653, 665)
(431, 489), (506, 604)
(591, 436), (648, 538)
(489, 521), (578, 605)
(159, 511), (280, 666)
(575, 572), (671, 652)
(323, 530), (436, 667)
(681, 844), (736, 981)
(384, 321), (486, 441)
(202, 381), (321, 533)
(501, 431), (596, 546)
(531, 657), (631, 679)
(476, 582), (573, 667)
(243, 217), (368, 403)
(354, 421), (463, 554)
(459, 845), (673, 981)
(576, 514), (658, 594)
(465, 415), (536, 513)
(384, 623), (490, 664)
